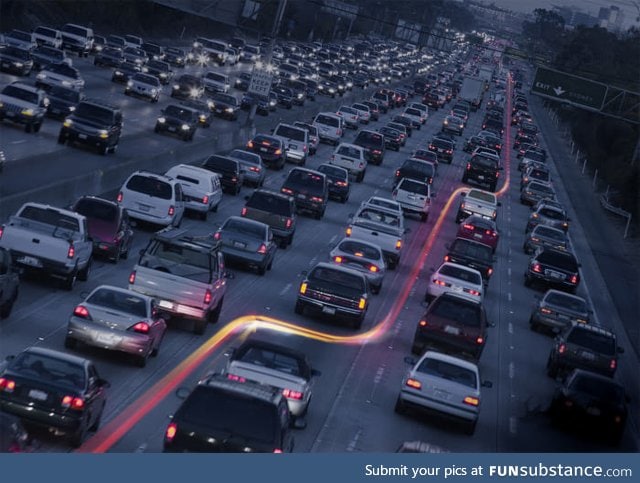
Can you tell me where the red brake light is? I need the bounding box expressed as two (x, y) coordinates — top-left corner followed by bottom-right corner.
(285, 217), (293, 229)
(281, 188), (293, 195)
(116, 192), (123, 203)
(395, 170), (401, 178)
(213, 232), (221, 240)
(406, 378), (422, 389)
(241, 207), (248, 216)
(310, 196), (323, 203)
(204, 289), (212, 304)
(558, 343), (566, 354)
(227, 373), (246, 383)
(165, 422), (178, 442)
(419, 319), (427, 327)
(275, 149), (282, 155)
(73, 305), (91, 319)
(0, 226), (3, 239)
(532, 263), (542, 273)
(466, 162), (471, 170)
(168, 205), (175, 216)
(273, 449), (283, 453)
(132, 322), (150, 334)
(202, 195), (209, 204)
(468, 289), (481, 296)
(335, 181), (347, 187)
(346, 227), (352, 236)
(249, 166), (260, 172)
(61, 395), (85, 410)
(67, 245), (75, 259)
(462, 223), (474, 231)
(257, 243), (267, 254)
(282, 389), (303, 400)
(0, 378), (16, 393)
(444, 255), (450, 262)
(476, 336), (484, 345)
(434, 278), (446, 286)
(610, 359), (617, 370)
(395, 240), (402, 249)
(569, 274), (578, 284)
(129, 270), (136, 284)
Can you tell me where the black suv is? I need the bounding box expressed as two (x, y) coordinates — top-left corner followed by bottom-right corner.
(58, 99), (123, 155)
(242, 189), (297, 248)
(164, 374), (294, 453)
(46, 85), (84, 120)
(394, 158), (435, 187)
(154, 104), (199, 141)
(411, 292), (490, 360)
(524, 248), (580, 293)
(428, 137), (454, 164)
(445, 238), (494, 285)
(295, 262), (369, 329)
(171, 74), (203, 100)
(281, 168), (328, 219)
(547, 322), (623, 378)
(463, 154), (502, 192)
(353, 130), (385, 165)
(202, 155), (243, 195)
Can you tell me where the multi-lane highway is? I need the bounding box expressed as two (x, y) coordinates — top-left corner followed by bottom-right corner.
(0, 45), (638, 454)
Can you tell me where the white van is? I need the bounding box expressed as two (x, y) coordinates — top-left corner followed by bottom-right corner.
(392, 178), (432, 222)
(117, 171), (185, 227)
(330, 143), (367, 182)
(164, 164), (223, 220)
(60, 23), (94, 56)
(313, 112), (343, 145)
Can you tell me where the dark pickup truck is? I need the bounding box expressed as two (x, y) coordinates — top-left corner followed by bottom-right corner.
(445, 238), (495, 285)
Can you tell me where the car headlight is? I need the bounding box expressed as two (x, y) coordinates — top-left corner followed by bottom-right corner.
(114, 70), (123, 76)
(225, 107), (234, 113)
(21, 108), (35, 116)
(68, 106), (75, 111)
(36, 73), (46, 80)
(160, 72), (167, 78)
(329, 88), (335, 93)
(151, 88), (157, 94)
(15, 62), (24, 67)
(189, 88), (199, 98)
(126, 80), (133, 87)
(62, 80), (71, 87)
(157, 117), (166, 123)
(181, 123), (190, 130)
(269, 100), (276, 106)
(199, 114), (206, 121)
(172, 84), (179, 90)
(297, 93), (303, 99)
(99, 130), (109, 139)
(63, 119), (73, 127)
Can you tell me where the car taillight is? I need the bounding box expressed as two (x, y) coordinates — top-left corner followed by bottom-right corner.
(369, 265), (378, 273)
(132, 322), (150, 334)
(358, 298), (366, 309)
(247, 140), (254, 149)
(227, 373), (246, 383)
(202, 195), (209, 204)
(558, 343), (566, 354)
(373, 149), (381, 154)
(346, 227), (352, 236)
(337, 129), (342, 136)
(116, 191), (123, 203)
(310, 196), (323, 203)
(303, 145), (308, 152)
(285, 217), (293, 229)
(0, 226), (3, 240)
(466, 162), (471, 170)
(204, 289), (212, 304)
(463, 396), (479, 406)
(446, 149), (453, 154)
(231, 176), (237, 182)
(429, 144), (435, 150)
(395, 240), (402, 249)
(168, 205), (175, 216)
(463, 223), (474, 231)
(281, 188), (293, 195)
(486, 230), (496, 237)
(419, 320), (427, 327)
(467, 289), (481, 296)
(213, 232), (221, 240)
(487, 268), (493, 276)
(476, 336), (484, 345)
(61, 395), (85, 410)
(334, 256), (343, 263)
(444, 255), (450, 262)
(249, 166), (260, 172)
(395, 170), (401, 178)
(406, 378), (422, 389)
(275, 149), (282, 155)
(129, 270), (136, 284)
(299, 282), (307, 294)
(569, 274), (579, 284)
(257, 243), (267, 254)
(610, 359), (617, 370)
(0, 378), (16, 393)
(73, 305), (91, 319)
(282, 389), (303, 400)
(532, 263), (542, 273)
(165, 422), (178, 443)
(336, 181), (347, 187)
(241, 207), (247, 216)
(67, 244), (75, 259)
(540, 307), (552, 314)
(273, 448), (283, 453)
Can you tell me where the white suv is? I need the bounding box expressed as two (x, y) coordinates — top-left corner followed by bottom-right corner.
(330, 143), (367, 182)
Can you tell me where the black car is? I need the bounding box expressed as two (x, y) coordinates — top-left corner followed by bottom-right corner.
(202, 155), (244, 195)
(286, 80), (307, 106)
(317, 163), (350, 203)
(463, 135), (488, 153)
(0, 411), (31, 453)
(94, 47), (124, 68)
(422, 91), (440, 110)
(391, 115), (413, 137)
(411, 293), (490, 360)
(482, 117), (503, 135)
(46, 85), (84, 119)
(164, 374), (294, 453)
(71, 196), (134, 262)
(145, 59), (172, 84)
(550, 369), (628, 444)
(178, 98), (214, 127)
(394, 158), (435, 187)
(0, 46), (33, 76)
(31, 45), (67, 71)
(58, 99), (123, 155)
(428, 137), (454, 164)
(209, 92), (240, 120)
(281, 167), (328, 219)
(171, 74), (204, 100)
(524, 248), (580, 293)
(141, 42), (164, 61)
(0, 347), (109, 448)
(272, 85), (294, 109)
(463, 154), (502, 192)
(445, 238), (494, 285)
(154, 104), (199, 141)
(378, 126), (402, 151)
(547, 322), (623, 379)
(295, 262), (370, 329)
(353, 130), (385, 165)
(246, 134), (286, 169)
(111, 61), (142, 84)
(164, 47), (187, 68)
(234, 72), (252, 91)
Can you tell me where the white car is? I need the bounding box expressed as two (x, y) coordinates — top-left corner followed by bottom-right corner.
(125, 72), (161, 102)
(336, 105), (359, 129)
(426, 262), (484, 303)
(330, 142), (367, 182)
(35, 63), (85, 91)
(395, 351), (491, 435)
(392, 177), (432, 222)
(202, 71), (230, 93)
(403, 107), (425, 128)
(351, 103), (371, 124)
(329, 237), (386, 294)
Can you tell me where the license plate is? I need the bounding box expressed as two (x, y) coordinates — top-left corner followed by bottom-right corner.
(289, 144), (298, 149)
(433, 389), (450, 400)
(580, 350), (595, 361)
(473, 233), (483, 239)
(158, 300), (175, 310)
(96, 333), (121, 346)
(18, 256), (42, 268)
(28, 389), (48, 401)
(546, 270), (564, 279)
(322, 306), (336, 315)
(452, 285), (463, 292)
(168, 126), (176, 132)
(586, 407), (601, 416)
(78, 133), (87, 140)
(477, 175), (485, 180)
(233, 241), (246, 249)
(260, 147), (268, 152)
(444, 325), (460, 335)
(138, 204), (151, 212)
(297, 194), (306, 200)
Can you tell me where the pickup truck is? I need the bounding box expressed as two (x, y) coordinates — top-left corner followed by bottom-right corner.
(128, 228), (228, 335)
(0, 203), (92, 290)
(345, 204), (406, 269)
(455, 188), (500, 223)
(0, 247), (19, 318)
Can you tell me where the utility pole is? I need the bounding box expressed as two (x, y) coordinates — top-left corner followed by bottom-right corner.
(245, 0), (288, 127)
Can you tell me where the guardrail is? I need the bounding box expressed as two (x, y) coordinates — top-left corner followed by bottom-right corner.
(600, 192), (633, 238)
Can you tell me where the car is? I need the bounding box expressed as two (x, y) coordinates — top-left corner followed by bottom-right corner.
(523, 225), (569, 255)
(33, 26), (63, 49)
(213, 216), (276, 275)
(521, 165), (551, 190)
(223, 339), (321, 420)
(145, 59), (173, 84)
(377, 126), (402, 151)
(425, 262), (484, 304)
(411, 149), (439, 167)
(65, 285), (167, 367)
(31, 45), (70, 70)
(521, 180), (556, 206)
(457, 215), (499, 253)
(456, 188), (500, 223)
(179, 98), (214, 127)
(202, 155), (244, 195)
(71, 196), (133, 262)
(0, 347), (109, 447)
(519, 148), (547, 169)
(514, 132), (537, 151)
(403, 107), (425, 128)
(163, 374), (295, 453)
(171, 74), (204, 99)
(392, 177), (432, 222)
(391, 115), (414, 136)
(442, 115), (464, 135)
(293, 122), (319, 155)
(529, 289), (591, 333)
(0, 411), (31, 453)
(527, 204), (570, 233)
(272, 85), (294, 108)
(395, 351), (492, 435)
(281, 168), (328, 219)
(547, 322), (623, 379)
(46, 85), (84, 119)
(336, 105), (360, 129)
(141, 42), (165, 61)
(525, 248), (580, 293)
(0, 247), (20, 320)
(353, 130), (386, 166)
(164, 46), (187, 67)
(125, 72), (161, 102)
(411, 292), (490, 360)
(34, 62), (84, 91)
(330, 143), (367, 182)
(227, 149), (266, 187)
(110, 61), (142, 84)
(295, 262), (370, 329)
(202, 70), (230, 94)
(246, 133), (286, 170)
(106, 34), (126, 51)
(394, 158), (435, 187)
(273, 123), (309, 166)
(122, 46), (147, 66)
(164, 164), (223, 220)
(154, 104), (199, 141)
(428, 137), (454, 164)
(0, 82), (46, 133)
(209, 92), (240, 120)
(386, 122), (409, 144)
(58, 99), (123, 155)
(361, 100), (380, 121)
(329, 237), (386, 294)
(550, 369), (628, 444)
(351, 103), (371, 123)
(317, 163), (350, 203)
(4, 29), (37, 51)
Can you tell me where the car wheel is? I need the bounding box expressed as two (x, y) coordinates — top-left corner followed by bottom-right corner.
(78, 258), (92, 282)
(278, 238), (288, 249)
(33, 121), (42, 133)
(546, 357), (559, 378)
(57, 134), (67, 145)
(420, 212), (428, 223)
(89, 402), (106, 432)
(69, 417), (88, 448)
(63, 270), (77, 291)
(257, 264), (267, 276)
(0, 289), (17, 319)
(524, 274), (532, 287)
(356, 171), (364, 183)
(394, 396), (407, 415)
(135, 350), (149, 368)
(352, 314), (364, 330)
(464, 420), (477, 436)
(99, 144), (109, 155)
(199, 210), (208, 221)
(151, 333), (164, 357)
(340, 194), (348, 204)
(208, 297), (224, 324)
(411, 339), (424, 355)
(25, 123), (33, 133)
(294, 300), (305, 315)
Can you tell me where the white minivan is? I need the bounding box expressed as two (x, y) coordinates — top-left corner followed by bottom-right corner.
(117, 171), (185, 227)
(330, 143), (367, 182)
(313, 112), (343, 145)
(164, 164), (223, 220)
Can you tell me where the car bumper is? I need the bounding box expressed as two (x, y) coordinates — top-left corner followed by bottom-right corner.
(285, 150), (306, 163)
(8, 249), (75, 276)
(0, 109), (40, 125)
(125, 209), (175, 227)
(67, 319), (153, 356)
(399, 388), (478, 422)
(0, 400), (82, 433)
(396, 199), (428, 215)
(530, 312), (575, 331)
(555, 356), (615, 378)
(92, 240), (120, 259)
(426, 285), (481, 304)
(297, 295), (364, 318)
(526, 270), (578, 291)
(61, 128), (112, 150)
(220, 247), (269, 267)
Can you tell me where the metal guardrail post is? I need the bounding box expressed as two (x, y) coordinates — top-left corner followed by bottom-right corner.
(582, 158), (588, 174)
(592, 169), (598, 189)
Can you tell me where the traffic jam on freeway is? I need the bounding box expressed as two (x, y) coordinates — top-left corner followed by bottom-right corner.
(0, 17), (637, 454)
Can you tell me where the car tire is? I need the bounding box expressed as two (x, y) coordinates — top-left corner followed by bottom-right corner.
(372, 284), (381, 295)
(78, 258), (92, 282)
(25, 123), (33, 133)
(546, 357), (559, 378)
(135, 350), (149, 368)
(524, 274), (532, 288)
(420, 212), (428, 223)
(394, 396), (407, 415)
(69, 418), (88, 448)
(63, 270), (78, 291)
(411, 339), (424, 355)
(257, 264), (267, 276)
(294, 300), (305, 315)
(57, 134), (67, 145)
(340, 194), (348, 204)
(0, 288), (17, 319)
(278, 238), (288, 249)
(208, 297), (224, 324)
(33, 121), (42, 133)
(99, 144), (109, 155)
(529, 316), (539, 332)
(352, 314), (364, 330)
(464, 420), (477, 436)
(199, 210), (208, 221)
(89, 402), (106, 432)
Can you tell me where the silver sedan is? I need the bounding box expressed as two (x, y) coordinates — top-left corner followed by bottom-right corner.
(329, 237), (386, 294)
(65, 285), (167, 367)
(227, 149), (266, 187)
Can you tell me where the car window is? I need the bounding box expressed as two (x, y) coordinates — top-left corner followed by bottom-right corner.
(126, 175), (172, 200)
(538, 251), (577, 270)
(74, 103), (116, 124)
(439, 264), (482, 285)
(237, 347), (304, 377)
(147, 242), (215, 271)
(285, 170), (325, 192)
(1, 85), (38, 104)
(315, 114), (339, 127)
(399, 179), (429, 195)
(430, 297), (481, 327)
(317, 165), (345, 178)
(20, 206), (80, 232)
(472, 156), (498, 168)
(567, 330), (615, 354)
(534, 226), (565, 241)
(11, 352), (86, 390)
(356, 208), (399, 226)
(338, 241), (381, 260)
(337, 145), (362, 158)
(164, 105), (195, 120)
(87, 289), (147, 317)
(417, 358), (477, 389)
(223, 218), (265, 239)
(275, 125), (305, 142)
(570, 374), (622, 399)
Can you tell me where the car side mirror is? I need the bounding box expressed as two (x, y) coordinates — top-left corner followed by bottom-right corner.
(403, 356), (416, 365)
(617, 346), (624, 354)
(482, 380), (493, 388)
(5, 355), (15, 362)
(497, 201), (502, 206)
(224, 270), (235, 279)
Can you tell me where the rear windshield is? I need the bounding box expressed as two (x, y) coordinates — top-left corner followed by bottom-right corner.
(49, 86), (80, 102)
(471, 156), (498, 168)
(570, 374), (622, 399)
(429, 297), (481, 327)
(337, 240), (381, 261)
(432, 139), (452, 149)
(537, 251), (577, 271)
(310, 266), (365, 291)
(354, 131), (384, 148)
(336, 145), (362, 158)
(274, 125), (306, 142)
(126, 175), (172, 200)
(545, 292), (587, 312)
(417, 357), (477, 389)
(87, 288), (147, 317)
(317, 164), (346, 178)
(566, 329), (615, 355)
(246, 192), (291, 216)
(468, 190), (496, 204)
(451, 240), (492, 261)
(534, 226), (565, 242)
(204, 156), (237, 173)
(399, 178), (429, 195)
(529, 182), (554, 194)
(144, 241), (216, 277)
(179, 386), (277, 443)
(356, 208), (400, 227)
(405, 108), (421, 116)
(539, 208), (564, 219)
(74, 199), (117, 221)
(229, 149), (260, 165)
(284, 170), (324, 192)
(525, 151), (545, 162)
(439, 264), (482, 285)
(10, 351), (85, 390)
(236, 346), (305, 378)
(405, 160), (434, 175)
(223, 218), (265, 238)
(315, 114), (339, 127)
(20, 206), (80, 233)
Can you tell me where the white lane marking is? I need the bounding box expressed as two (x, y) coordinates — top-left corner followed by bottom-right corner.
(346, 428), (362, 452)
(507, 292), (512, 302)
(10, 140), (27, 144)
(509, 416), (517, 435)
(328, 234), (337, 245)
(508, 322), (513, 334)
(509, 362), (515, 379)
(373, 365), (385, 385)
(134, 443), (147, 453)
(279, 283), (292, 296)
(507, 267), (512, 277)
(309, 256), (317, 266)
(373, 189), (379, 194)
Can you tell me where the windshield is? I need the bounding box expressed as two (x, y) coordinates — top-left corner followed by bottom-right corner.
(126, 175), (172, 200)
(356, 208), (400, 227)
(133, 73), (160, 86)
(451, 240), (492, 261)
(20, 205), (80, 233)
(430, 297), (481, 327)
(164, 105), (195, 121)
(2, 85), (38, 104)
(10, 352), (85, 391)
(205, 72), (226, 82)
(545, 292), (587, 312)
(417, 358), (477, 389)
(570, 375), (623, 401)
(537, 251), (577, 271)
(236, 345), (305, 378)
(229, 149), (260, 165)
(246, 192), (291, 216)
(539, 208), (564, 219)
(471, 156), (498, 168)
(534, 226), (565, 241)
(62, 25), (88, 37)
(317, 164), (345, 178)
(336, 145), (362, 159)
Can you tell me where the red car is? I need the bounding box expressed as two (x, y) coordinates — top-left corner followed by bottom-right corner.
(457, 215), (499, 252)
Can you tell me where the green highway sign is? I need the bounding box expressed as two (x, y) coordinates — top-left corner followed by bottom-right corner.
(531, 67), (608, 110)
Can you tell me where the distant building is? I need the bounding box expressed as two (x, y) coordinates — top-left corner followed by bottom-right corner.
(596, 5), (625, 31)
(552, 5), (599, 29)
